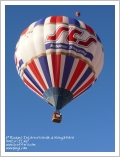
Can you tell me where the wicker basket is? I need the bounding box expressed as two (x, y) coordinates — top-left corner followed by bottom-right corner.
(52, 113), (62, 123)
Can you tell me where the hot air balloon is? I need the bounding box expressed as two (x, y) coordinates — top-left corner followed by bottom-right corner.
(14, 16), (104, 123)
(76, 12), (80, 17)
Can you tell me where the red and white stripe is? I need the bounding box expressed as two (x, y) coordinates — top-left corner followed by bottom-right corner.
(23, 75), (43, 98)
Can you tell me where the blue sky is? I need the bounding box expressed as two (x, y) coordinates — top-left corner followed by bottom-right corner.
(5, 4), (115, 153)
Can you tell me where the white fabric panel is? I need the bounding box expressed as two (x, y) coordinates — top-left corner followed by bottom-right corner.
(44, 23), (56, 43)
(33, 25), (46, 55)
(46, 54), (55, 87)
(17, 22), (36, 63)
(44, 17), (51, 24)
(28, 22), (36, 30)
(59, 54), (66, 87)
(95, 52), (104, 78)
(91, 41), (103, 68)
(17, 29), (34, 63)
(62, 16), (69, 24)
(65, 58), (79, 89)
(23, 29), (36, 61)
(16, 36), (28, 63)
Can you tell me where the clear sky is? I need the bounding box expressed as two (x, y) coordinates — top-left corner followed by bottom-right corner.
(5, 4), (115, 153)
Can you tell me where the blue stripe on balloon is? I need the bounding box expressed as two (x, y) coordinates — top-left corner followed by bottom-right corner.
(68, 18), (80, 27)
(24, 68), (43, 93)
(61, 55), (74, 88)
(18, 59), (24, 71)
(38, 56), (52, 87)
(19, 59), (24, 66)
(72, 67), (92, 93)
(45, 43), (93, 61)
(34, 18), (46, 27)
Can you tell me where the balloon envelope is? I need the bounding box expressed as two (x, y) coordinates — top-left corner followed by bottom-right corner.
(14, 16), (104, 110)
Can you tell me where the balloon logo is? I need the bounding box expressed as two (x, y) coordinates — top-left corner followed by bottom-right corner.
(14, 16), (104, 123)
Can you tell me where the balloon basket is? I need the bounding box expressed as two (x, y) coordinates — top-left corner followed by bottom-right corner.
(52, 112), (62, 123)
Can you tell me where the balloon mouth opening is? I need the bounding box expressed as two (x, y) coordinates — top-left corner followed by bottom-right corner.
(43, 87), (73, 110)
